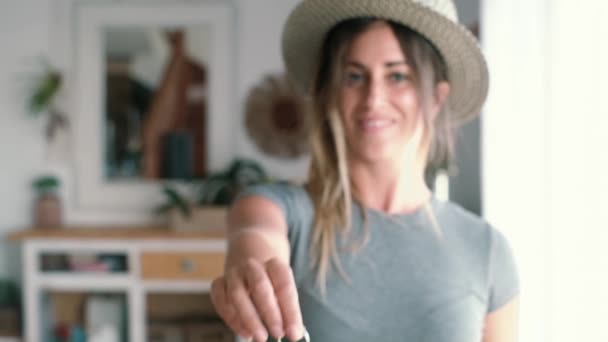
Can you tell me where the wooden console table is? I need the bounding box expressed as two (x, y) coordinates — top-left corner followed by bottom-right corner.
(9, 227), (229, 341)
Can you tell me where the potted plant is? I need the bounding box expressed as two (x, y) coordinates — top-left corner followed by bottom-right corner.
(26, 61), (68, 141)
(32, 175), (63, 228)
(156, 159), (270, 231)
(197, 158), (269, 206)
(155, 186), (191, 218)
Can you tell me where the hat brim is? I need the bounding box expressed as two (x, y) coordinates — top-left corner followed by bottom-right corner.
(282, 0), (488, 122)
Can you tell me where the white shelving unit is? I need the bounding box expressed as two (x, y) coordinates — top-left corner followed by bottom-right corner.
(10, 228), (231, 342)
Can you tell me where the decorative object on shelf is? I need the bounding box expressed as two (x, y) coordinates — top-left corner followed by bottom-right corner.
(169, 206), (228, 231)
(68, 325), (87, 342)
(41, 253), (69, 272)
(97, 254), (129, 273)
(197, 159), (269, 206)
(245, 73), (312, 159)
(32, 175), (63, 228)
(85, 294), (126, 342)
(140, 30), (209, 180)
(156, 159), (270, 230)
(25, 60), (68, 141)
(156, 185), (226, 231)
(156, 186), (192, 219)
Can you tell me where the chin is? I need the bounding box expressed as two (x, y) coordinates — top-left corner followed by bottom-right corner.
(351, 144), (398, 164)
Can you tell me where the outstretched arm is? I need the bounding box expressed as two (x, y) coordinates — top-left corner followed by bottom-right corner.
(211, 196), (305, 342)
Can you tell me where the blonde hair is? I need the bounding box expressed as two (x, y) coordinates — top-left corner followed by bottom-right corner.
(306, 18), (454, 292)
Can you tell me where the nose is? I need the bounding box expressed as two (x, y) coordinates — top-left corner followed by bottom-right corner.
(364, 77), (385, 110)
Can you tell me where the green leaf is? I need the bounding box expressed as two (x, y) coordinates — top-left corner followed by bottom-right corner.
(161, 186), (191, 218)
(28, 71), (61, 116)
(196, 158), (269, 205)
(32, 176), (60, 192)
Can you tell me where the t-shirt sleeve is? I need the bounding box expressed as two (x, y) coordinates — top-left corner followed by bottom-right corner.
(236, 183), (313, 281)
(236, 183), (290, 218)
(234, 182), (311, 239)
(487, 228), (520, 313)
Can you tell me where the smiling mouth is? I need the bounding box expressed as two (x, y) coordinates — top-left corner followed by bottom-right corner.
(358, 118), (394, 132)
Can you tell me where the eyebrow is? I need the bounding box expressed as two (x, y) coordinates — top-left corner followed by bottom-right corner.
(346, 61), (408, 68)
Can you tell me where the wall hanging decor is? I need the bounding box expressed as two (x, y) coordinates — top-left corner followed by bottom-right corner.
(244, 73), (311, 159)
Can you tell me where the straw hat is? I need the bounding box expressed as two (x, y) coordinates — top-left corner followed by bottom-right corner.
(281, 0), (488, 122)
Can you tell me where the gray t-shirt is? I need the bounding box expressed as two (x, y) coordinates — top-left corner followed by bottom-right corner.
(239, 183), (519, 342)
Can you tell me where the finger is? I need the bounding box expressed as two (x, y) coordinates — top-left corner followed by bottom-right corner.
(231, 318), (252, 340)
(265, 259), (304, 341)
(244, 259), (285, 339)
(226, 267), (269, 342)
(210, 276), (252, 339)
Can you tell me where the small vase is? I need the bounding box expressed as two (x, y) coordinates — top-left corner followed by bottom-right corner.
(35, 193), (63, 228)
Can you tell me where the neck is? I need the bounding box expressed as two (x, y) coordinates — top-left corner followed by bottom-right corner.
(350, 152), (431, 215)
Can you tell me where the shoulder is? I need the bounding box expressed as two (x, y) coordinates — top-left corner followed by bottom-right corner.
(236, 181), (313, 222)
(238, 181), (310, 204)
(433, 199), (512, 260)
(435, 199), (491, 236)
(434, 200), (519, 305)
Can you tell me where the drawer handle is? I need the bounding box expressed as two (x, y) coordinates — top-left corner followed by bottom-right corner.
(180, 259), (197, 273)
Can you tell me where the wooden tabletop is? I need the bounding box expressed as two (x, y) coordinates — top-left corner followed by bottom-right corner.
(7, 226), (227, 241)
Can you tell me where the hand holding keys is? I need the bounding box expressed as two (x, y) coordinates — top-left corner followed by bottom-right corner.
(211, 257), (307, 341)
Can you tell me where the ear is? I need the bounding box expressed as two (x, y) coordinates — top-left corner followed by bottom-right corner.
(431, 81), (450, 117)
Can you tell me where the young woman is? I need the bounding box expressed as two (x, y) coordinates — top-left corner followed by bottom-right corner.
(211, 1), (519, 341)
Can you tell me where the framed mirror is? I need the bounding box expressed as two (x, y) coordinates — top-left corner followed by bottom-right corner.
(73, 2), (235, 219)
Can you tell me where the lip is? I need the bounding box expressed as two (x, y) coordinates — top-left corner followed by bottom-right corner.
(357, 117), (395, 132)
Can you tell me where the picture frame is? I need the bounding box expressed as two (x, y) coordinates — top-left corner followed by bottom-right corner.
(72, 2), (236, 221)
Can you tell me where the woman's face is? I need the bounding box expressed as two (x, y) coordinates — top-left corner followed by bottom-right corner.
(338, 21), (446, 164)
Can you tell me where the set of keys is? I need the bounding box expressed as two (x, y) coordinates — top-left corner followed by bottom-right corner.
(264, 328), (310, 342)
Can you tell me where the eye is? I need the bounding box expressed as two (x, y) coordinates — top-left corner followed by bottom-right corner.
(344, 71), (365, 85)
(388, 72), (409, 83)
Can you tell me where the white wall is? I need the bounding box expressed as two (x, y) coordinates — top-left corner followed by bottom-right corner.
(233, 0), (309, 181)
(0, 0), (53, 280)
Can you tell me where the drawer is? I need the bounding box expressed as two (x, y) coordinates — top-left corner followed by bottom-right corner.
(140, 251), (225, 280)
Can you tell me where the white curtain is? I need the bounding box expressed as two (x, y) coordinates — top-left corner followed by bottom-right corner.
(482, 0), (608, 341)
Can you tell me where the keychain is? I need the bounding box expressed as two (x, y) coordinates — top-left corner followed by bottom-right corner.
(266, 328), (310, 342)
